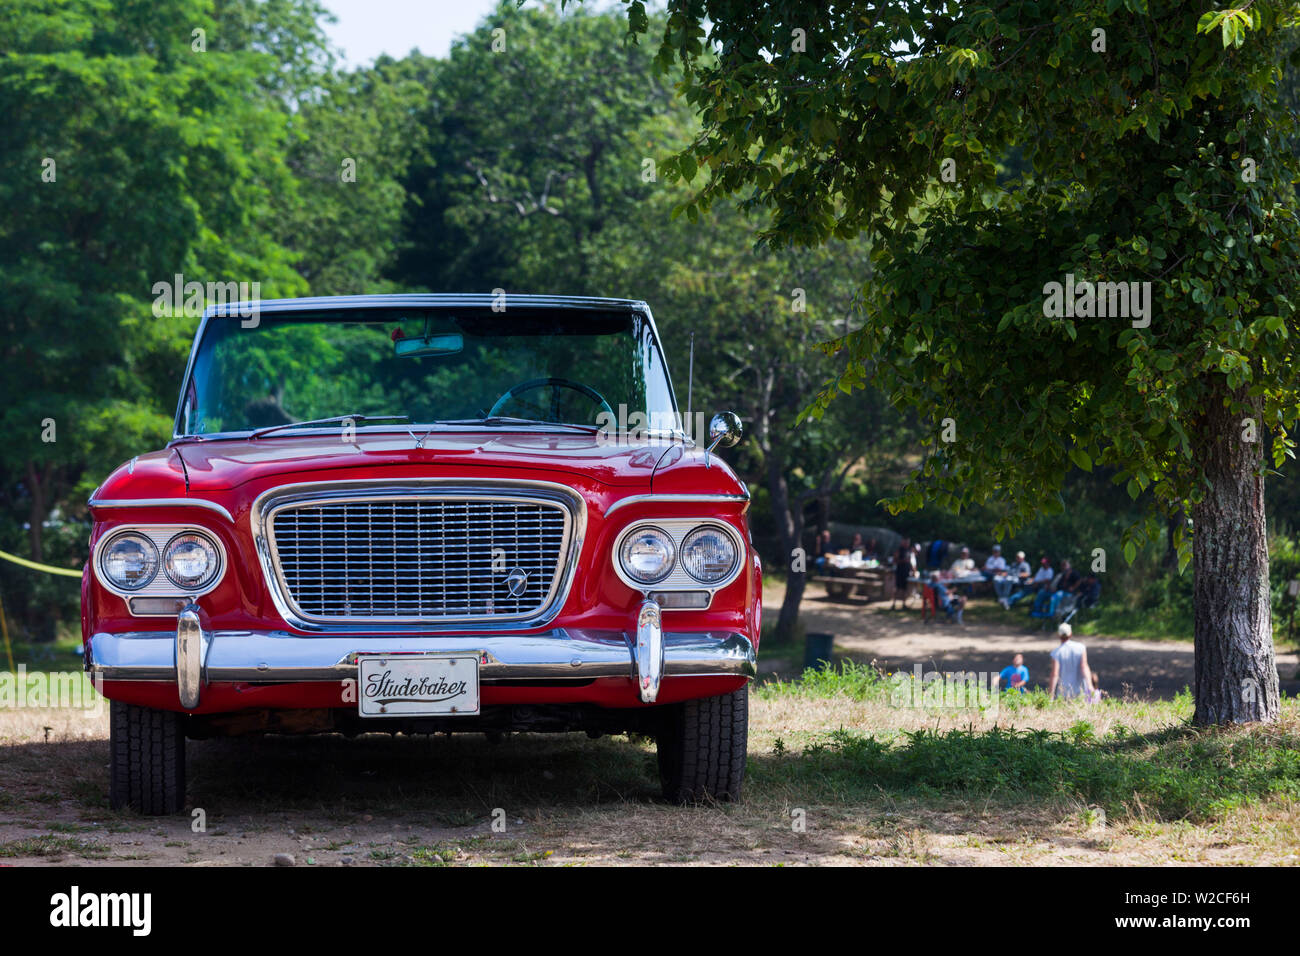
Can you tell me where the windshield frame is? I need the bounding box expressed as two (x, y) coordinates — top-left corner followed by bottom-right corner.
(170, 295), (684, 441)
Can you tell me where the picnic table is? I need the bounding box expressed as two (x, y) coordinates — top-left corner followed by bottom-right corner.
(812, 559), (890, 602)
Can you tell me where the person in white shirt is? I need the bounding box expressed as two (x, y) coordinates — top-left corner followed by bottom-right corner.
(1008, 556), (1056, 608)
(995, 550), (1031, 606)
(982, 544), (1007, 579)
(1047, 623), (1092, 700)
(949, 546), (976, 576)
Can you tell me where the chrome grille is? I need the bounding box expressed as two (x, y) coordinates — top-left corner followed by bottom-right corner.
(270, 497), (569, 621)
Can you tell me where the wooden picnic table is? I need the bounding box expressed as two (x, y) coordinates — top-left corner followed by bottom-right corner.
(813, 565), (890, 602)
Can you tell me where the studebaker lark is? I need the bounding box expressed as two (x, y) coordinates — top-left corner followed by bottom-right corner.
(83, 294), (760, 813)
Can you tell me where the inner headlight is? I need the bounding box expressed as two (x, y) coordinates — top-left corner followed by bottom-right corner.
(163, 532), (221, 590)
(619, 527), (675, 585)
(99, 533), (159, 591)
(680, 525), (738, 584)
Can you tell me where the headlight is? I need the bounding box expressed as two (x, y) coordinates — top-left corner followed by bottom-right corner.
(163, 532), (221, 590)
(99, 533), (159, 591)
(619, 527), (675, 584)
(680, 526), (738, 584)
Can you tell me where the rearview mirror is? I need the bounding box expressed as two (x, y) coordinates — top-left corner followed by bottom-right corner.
(395, 332), (463, 358)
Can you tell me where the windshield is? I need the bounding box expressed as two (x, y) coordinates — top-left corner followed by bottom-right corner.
(177, 307), (678, 436)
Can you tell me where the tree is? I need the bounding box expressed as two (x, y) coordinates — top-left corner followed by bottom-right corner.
(0, 0), (324, 633)
(589, 194), (901, 640)
(621, 0), (1300, 724)
(393, 0), (684, 293)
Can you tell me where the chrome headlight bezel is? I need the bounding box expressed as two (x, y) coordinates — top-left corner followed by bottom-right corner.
(613, 519), (746, 600)
(162, 531), (223, 590)
(97, 531), (160, 592)
(616, 525), (677, 586)
(93, 524), (228, 607)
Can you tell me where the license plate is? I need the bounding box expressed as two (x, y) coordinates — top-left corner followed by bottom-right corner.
(357, 654), (480, 718)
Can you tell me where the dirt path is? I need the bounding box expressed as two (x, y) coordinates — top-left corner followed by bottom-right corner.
(772, 583), (1300, 700)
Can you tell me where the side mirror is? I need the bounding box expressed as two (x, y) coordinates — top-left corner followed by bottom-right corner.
(705, 411), (742, 467)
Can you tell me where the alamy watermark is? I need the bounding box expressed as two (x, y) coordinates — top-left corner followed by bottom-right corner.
(1042, 273), (1152, 328)
(151, 273), (261, 327)
(0, 667), (104, 717)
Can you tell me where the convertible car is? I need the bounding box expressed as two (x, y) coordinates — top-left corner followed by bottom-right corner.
(83, 294), (759, 813)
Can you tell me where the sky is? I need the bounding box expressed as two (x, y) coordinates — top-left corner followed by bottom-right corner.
(320, 0), (507, 67)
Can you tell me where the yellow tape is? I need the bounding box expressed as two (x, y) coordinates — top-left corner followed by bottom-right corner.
(0, 548), (82, 578)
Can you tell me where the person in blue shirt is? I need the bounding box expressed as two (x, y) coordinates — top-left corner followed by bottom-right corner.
(996, 653), (1029, 692)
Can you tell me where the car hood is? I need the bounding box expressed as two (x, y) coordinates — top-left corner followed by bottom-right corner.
(165, 431), (678, 491)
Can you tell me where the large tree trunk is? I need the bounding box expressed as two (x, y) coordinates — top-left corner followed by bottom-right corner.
(766, 457), (805, 642)
(1191, 386), (1279, 724)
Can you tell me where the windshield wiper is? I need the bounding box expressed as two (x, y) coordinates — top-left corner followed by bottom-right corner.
(250, 414), (411, 439)
(434, 416), (600, 433)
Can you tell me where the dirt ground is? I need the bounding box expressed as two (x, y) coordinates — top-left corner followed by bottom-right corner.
(0, 583), (1296, 866)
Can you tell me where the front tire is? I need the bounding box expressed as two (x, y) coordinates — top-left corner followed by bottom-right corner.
(656, 685), (748, 803)
(109, 701), (186, 815)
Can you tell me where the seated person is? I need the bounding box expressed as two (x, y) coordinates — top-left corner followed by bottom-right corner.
(1076, 573), (1101, 608)
(949, 546), (976, 576)
(863, 537), (879, 563)
(982, 544), (1008, 580)
(996, 653), (1029, 692)
(1008, 556), (1054, 608)
(995, 550), (1031, 607)
(1031, 559), (1082, 616)
(813, 529), (833, 572)
(928, 574), (966, 625)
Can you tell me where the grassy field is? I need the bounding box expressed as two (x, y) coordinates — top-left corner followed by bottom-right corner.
(0, 662), (1297, 866)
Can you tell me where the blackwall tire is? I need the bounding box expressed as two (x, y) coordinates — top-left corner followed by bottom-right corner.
(656, 684), (748, 803)
(109, 700), (186, 815)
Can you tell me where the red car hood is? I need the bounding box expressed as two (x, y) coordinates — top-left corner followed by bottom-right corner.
(167, 431), (676, 492)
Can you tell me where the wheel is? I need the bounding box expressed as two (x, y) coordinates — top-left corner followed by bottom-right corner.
(109, 700), (186, 815)
(656, 685), (748, 803)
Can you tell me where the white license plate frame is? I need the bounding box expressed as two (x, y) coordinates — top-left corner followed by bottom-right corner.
(356, 653), (481, 718)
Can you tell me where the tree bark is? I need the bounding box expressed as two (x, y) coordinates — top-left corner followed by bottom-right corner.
(25, 460), (46, 563)
(766, 456), (805, 642)
(1190, 385), (1279, 724)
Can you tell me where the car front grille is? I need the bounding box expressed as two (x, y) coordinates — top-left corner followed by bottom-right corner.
(269, 496), (571, 622)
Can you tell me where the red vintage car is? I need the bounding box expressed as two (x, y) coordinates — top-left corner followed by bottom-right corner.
(83, 295), (759, 814)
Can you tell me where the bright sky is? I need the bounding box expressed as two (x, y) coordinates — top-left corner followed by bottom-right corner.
(320, 0), (507, 67)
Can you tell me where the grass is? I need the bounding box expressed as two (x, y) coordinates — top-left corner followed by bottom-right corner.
(755, 662), (1300, 822)
(0, 834), (108, 860)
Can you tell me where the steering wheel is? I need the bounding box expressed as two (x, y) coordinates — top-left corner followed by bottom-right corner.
(489, 377), (613, 423)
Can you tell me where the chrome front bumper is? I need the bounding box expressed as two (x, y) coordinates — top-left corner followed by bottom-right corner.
(86, 605), (756, 709)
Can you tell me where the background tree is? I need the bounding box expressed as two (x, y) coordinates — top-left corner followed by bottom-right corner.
(625, 0), (1300, 723)
(0, 0), (327, 632)
(393, 0), (684, 293)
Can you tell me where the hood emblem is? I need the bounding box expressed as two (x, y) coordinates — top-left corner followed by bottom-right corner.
(504, 567), (529, 598)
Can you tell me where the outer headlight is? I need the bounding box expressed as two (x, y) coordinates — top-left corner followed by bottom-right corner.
(99, 533), (159, 591)
(619, 527), (675, 585)
(163, 532), (221, 590)
(680, 525), (738, 584)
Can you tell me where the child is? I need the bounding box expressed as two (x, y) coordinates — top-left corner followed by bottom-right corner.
(997, 653), (1029, 692)
(1087, 670), (1103, 704)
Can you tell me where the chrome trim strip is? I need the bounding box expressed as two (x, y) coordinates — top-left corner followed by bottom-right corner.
(89, 498), (234, 522)
(87, 628), (757, 684)
(249, 478), (587, 633)
(605, 493), (750, 516)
